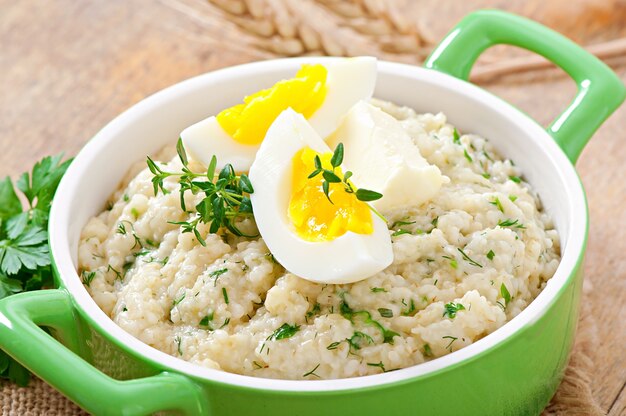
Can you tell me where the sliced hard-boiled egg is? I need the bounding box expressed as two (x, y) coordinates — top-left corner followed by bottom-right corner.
(181, 57), (377, 172)
(327, 101), (446, 211)
(249, 108), (392, 284)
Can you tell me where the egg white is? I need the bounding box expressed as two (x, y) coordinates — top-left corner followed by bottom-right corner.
(181, 57), (377, 172)
(248, 108), (393, 285)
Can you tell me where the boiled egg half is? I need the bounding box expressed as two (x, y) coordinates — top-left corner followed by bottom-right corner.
(248, 108), (392, 284)
(181, 57), (377, 172)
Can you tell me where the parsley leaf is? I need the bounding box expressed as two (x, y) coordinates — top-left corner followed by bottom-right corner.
(0, 225), (49, 275)
(16, 154), (72, 223)
(0, 177), (22, 219)
(0, 153), (72, 386)
(0, 274), (22, 299)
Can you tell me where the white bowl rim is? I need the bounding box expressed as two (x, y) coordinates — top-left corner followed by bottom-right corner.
(49, 57), (587, 392)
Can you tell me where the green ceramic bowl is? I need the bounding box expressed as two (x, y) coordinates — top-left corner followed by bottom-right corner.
(0, 10), (623, 416)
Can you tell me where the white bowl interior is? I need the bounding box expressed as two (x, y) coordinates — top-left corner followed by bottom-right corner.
(50, 58), (586, 391)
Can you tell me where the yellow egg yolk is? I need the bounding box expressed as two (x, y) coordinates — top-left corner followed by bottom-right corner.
(216, 64), (327, 145)
(288, 147), (373, 242)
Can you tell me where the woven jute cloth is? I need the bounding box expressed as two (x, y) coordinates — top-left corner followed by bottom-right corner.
(1, 0), (625, 414)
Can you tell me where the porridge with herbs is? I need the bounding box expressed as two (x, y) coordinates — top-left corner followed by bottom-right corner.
(78, 59), (560, 380)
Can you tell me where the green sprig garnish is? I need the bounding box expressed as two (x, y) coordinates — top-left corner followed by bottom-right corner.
(147, 139), (256, 246)
(307, 143), (386, 222)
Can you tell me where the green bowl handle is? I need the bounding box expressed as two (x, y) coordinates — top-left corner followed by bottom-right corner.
(0, 290), (210, 416)
(424, 10), (626, 163)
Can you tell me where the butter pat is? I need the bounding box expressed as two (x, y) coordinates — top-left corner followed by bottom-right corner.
(327, 101), (445, 211)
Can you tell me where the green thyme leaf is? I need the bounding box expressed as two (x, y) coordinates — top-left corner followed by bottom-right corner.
(487, 250), (495, 261)
(239, 174), (254, 194)
(176, 138), (188, 166)
(307, 168), (322, 179)
(322, 181), (332, 203)
(314, 155), (322, 170)
(206, 155), (217, 180)
(355, 188), (382, 201)
(322, 170), (341, 183)
(330, 142), (344, 168)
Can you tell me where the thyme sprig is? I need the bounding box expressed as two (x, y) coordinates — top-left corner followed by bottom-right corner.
(147, 139), (256, 245)
(307, 143), (386, 222)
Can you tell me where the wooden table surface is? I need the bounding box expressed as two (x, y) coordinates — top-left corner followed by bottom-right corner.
(1, 0), (625, 414)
